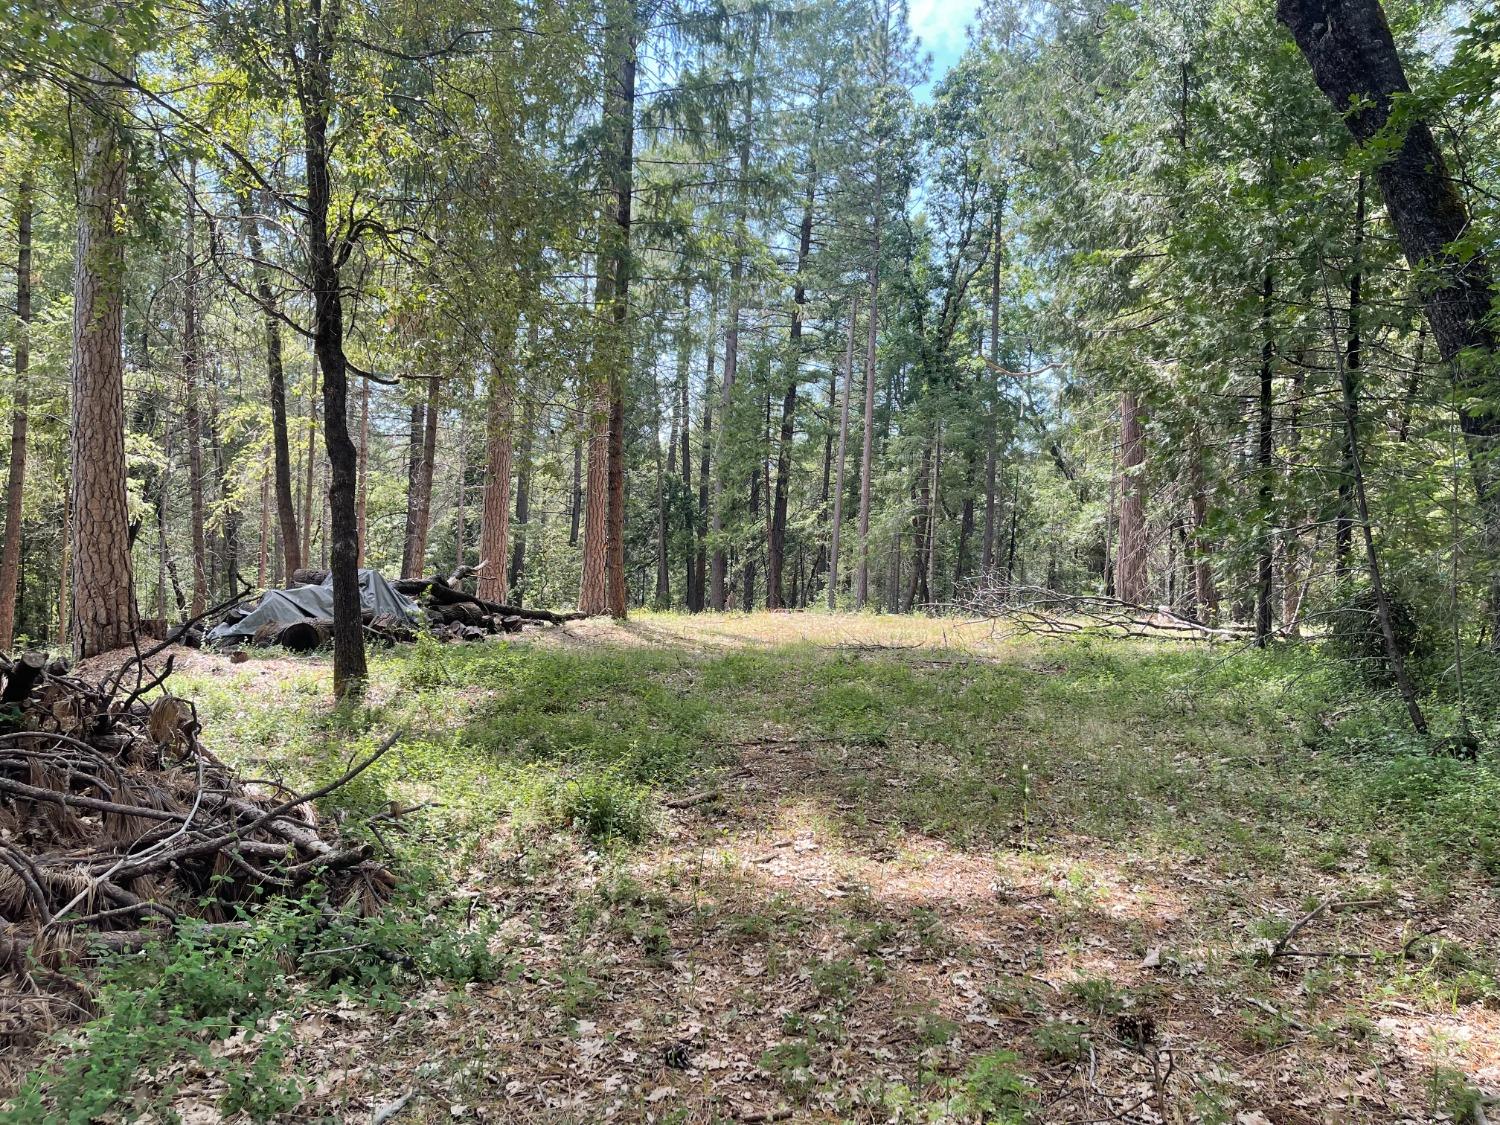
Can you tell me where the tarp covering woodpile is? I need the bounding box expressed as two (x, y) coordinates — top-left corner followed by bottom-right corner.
(206, 569), (420, 647)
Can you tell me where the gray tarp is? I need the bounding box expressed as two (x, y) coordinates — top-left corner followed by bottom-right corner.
(207, 569), (421, 645)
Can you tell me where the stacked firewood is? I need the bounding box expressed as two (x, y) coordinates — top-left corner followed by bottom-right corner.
(0, 649), (397, 1046)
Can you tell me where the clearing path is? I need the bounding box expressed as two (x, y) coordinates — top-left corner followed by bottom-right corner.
(16, 613), (1500, 1122)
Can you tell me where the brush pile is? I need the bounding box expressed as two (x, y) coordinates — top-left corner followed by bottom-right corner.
(278, 567), (586, 648)
(0, 648), (397, 1048)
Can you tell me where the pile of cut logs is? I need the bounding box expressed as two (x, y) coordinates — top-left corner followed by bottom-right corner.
(0, 648), (396, 1048)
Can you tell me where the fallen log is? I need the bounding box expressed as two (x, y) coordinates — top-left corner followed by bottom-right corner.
(416, 578), (586, 625)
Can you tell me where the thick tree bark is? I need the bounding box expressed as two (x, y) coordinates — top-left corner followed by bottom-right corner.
(0, 178), (33, 651)
(1116, 393), (1148, 603)
(829, 297), (857, 610)
(1279, 0), (1500, 635)
(296, 0), (366, 700)
(479, 360), (515, 604)
(238, 191), (301, 576)
(856, 168), (881, 609)
(69, 80), (135, 658)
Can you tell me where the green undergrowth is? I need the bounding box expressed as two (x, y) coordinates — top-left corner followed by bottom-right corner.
(163, 628), (1500, 890)
(10, 621), (1500, 1119)
(7, 881), (506, 1124)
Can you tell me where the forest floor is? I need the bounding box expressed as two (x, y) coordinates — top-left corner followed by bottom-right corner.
(10, 612), (1500, 1123)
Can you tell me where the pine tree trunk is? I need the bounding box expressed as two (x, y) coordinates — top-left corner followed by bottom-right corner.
(676, 300), (694, 604)
(479, 362), (514, 604)
(981, 201), (1002, 578)
(693, 299), (716, 613)
(1254, 269), (1275, 646)
(183, 166), (208, 617)
(1336, 179), (1365, 581)
(297, 0), (366, 700)
(856, 168), (881, 609)
(0, 178), (33, 650)
(418, 379), (439, 569)
(238, 191), (301, 575)
(69, 82), (135, 658)
(711, 37), (757, 613)
(301, 373), (318, 569)
(768, 168), (815, 609)
(402, 398), (426, 577)
(653, 374), (670, 607)
(1188, 434), (1217, 618)
(1116, 392), (1147, 603)
(829, 296), (857, 610)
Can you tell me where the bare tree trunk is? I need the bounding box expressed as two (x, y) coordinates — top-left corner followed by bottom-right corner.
(301, 372), (318, 570)
(1281, 358), (1307, 633)
(417, 378), (440, 568)
(711, 37), (757, 613)
(1255, 269), (1275, 646)
(1188, 431), (1216, 617)
(1336, 180), (1365, 581)
(981, 200), (1002, 577)
(693, 299), (716, 613)
(238, 191), (301, 575)
(676, 298), (694, 604)
(925, 425), (940, 608)
(856, 168), (881, 609)
(0, 177), (33, 650)
(479, 361), (514, 604)
(829, 296), (857, 610)
(401, 397), (426, 576)
(604, 0), (636, 620)
(455, 401), (466, 568)
(297, 0), (366, 700)
(768, 166), (815, 609)
(1116, 392), (1147, 603)
(69, 81), (135, 657)
(653, 371), (670, 607)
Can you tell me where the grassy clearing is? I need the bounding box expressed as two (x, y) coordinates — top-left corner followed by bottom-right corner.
(9, 612), (1500, 1122)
